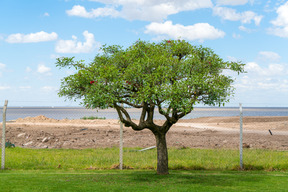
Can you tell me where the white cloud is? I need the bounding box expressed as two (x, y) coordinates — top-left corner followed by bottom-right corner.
(271, 2), (288, 26)
(66, 5), (120, 18)
(213, 7), (263, 25)
(50, 54), (61, 59)
(37, 64), (51, 74)
(55, 31), (100, 53)
(268, 27), (288, 38)
(68, 0), (213, 22)
(145, 21), (225, 41)
(216, 0), (250, 6)
(232, 33), (241, 39)
(6, 31), (58, 43)
(268, 2), (288, 38)
(0, 63), (5, 69)
(0, 86), (10, 90)
(44, 12), (50, 16)
(41, 86), (57, 92)
(25, 67), (32, 73)
(238, 25), (254, 33)
(226, 56), (238, 62)
(245, 62), (286, 76)
(234, 60), (288, 93)
(258, 51), (281, 62)
(264, 0), (287, 12)
(0, 63), (6, 77)
(19, 86), (32, 90)
(236, 76), (288, 92)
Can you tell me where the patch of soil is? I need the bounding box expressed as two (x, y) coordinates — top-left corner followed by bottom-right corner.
(1, 115), (288, 150)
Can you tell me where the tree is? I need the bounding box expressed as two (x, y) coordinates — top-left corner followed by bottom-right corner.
(56, 40), (245, 175)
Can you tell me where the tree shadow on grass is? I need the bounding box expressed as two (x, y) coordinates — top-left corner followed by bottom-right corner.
(129, 171), (265, 188)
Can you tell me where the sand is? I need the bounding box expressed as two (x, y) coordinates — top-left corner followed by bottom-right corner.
(1, 115), (288, 150)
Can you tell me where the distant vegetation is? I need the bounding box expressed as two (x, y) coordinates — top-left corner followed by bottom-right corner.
(80, 116), (106, 120)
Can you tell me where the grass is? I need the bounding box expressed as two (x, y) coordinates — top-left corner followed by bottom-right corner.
(1, 148), (288, 191)
(80, 116), (106, 120)
(0, 170), (288, 192)
(1, 147), (288, 171)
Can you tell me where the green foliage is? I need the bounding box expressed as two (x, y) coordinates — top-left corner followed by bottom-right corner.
(80, 116), (106, 120)
(5, 141), (15, 148)
(56, 40), (245, 126)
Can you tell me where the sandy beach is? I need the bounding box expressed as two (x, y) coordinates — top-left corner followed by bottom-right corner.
(1, 115), (288, 150)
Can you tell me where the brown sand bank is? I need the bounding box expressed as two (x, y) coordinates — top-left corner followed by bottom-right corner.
(1, 115), (288, 150)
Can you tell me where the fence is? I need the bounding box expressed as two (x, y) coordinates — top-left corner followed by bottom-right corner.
(1, 102), (288, 170)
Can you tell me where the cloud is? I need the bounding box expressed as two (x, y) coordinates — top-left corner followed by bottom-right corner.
(234, 60), (288, 93)
(213, 7), (263, 25)
(37, 64), (51, 74)
(6, 31), (58, 43)
(67, 0), (213, 22)
(50, 54), (61, 59)
(55, 31), (100, 53)
(0, 63), (6, 77)
(235, 76), (288, 92)
(0, 86), (10, 90)
(238, 25), (254, 33)
(145, 21), (225, 41)
(0, 63), (5, 69)
(268, 27), (288, 37)
(245, 62), (286, 76)
(41, 86), (57, 92)
(258, 51), (281, 62)
(19, 86), (32, 90)
(271, 1), (288, 26)
(66, 5), (120, 18)
(215, 0), (254, 6)
(232, 33), (241, 39)
(268, 1), (288, 38)
(25, 67), (32, 73)
(43, 12), (50, 17)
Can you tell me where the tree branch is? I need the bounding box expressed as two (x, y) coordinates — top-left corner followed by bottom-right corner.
(147, 102), (155, 123)
(140, 102), (147, 123)
(157, 100), (173, 123)
(119, 100), (143, 108)
(113, 103), (144, 131)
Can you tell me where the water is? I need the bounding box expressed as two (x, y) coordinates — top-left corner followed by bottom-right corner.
(0, 107), (287, 122)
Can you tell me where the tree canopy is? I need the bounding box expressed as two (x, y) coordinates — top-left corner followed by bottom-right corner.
(56, 39), (245, 174)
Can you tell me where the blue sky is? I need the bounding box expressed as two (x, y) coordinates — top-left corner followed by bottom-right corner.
(0, 0), (288, 107)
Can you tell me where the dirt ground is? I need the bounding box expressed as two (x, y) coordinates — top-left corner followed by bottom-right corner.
(1, 115), (288, 150)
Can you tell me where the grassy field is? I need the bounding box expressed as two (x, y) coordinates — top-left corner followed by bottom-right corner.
(1, 148), (288, 191)
(1, 147), (288, 171)
(1, 170), (288, 192)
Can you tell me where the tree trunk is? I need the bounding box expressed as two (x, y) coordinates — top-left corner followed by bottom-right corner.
(155, 133), (169, 175)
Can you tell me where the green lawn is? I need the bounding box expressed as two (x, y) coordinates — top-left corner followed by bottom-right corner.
(2, 147), (288, 171)
(1, 170), (288, 192)
(1, 148), (288, 191)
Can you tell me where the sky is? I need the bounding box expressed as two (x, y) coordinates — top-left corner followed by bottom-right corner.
(0, 0), (288, 107)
